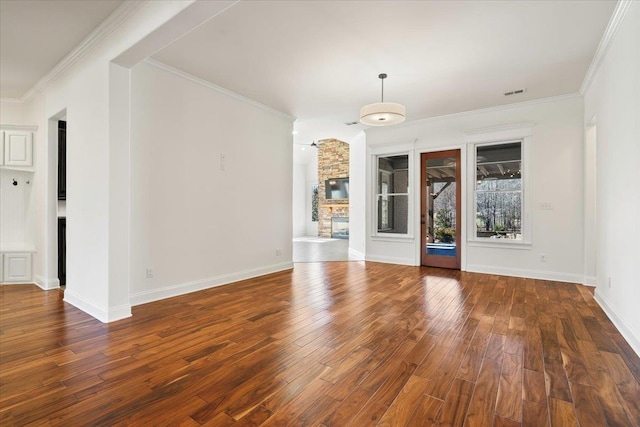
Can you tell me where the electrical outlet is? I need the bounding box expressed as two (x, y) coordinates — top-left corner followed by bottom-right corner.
(539, 253), (546, 262)
(146, 268), (154, 279)
(539, 202), (553, 210)
(608, 277), (612, 288)
(275, 248), (282, 256)
(220, 154), (226, 171)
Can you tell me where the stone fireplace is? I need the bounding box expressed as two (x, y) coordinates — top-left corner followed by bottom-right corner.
(318, 138), (349, 238)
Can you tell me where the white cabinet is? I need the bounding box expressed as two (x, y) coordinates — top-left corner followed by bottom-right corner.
(2, 252), (33, 283)
(1, 130), (33, 167)
(0, 126), (36, 285)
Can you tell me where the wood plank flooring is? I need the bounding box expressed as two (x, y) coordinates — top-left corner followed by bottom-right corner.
(1, 262), (639, 426)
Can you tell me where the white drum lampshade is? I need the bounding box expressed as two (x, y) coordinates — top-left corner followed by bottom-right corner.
(359, 73), (406, 126)
(360, 102), (406, 126)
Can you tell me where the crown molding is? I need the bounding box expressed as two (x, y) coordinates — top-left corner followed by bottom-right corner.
(464, 122), (536, 137)
(367, 139), (417, 151)
(580, 0), (632, 95)
(366, 93), (581, 134)
(144, 58), (296, 122)
(14, 1), (148, 103)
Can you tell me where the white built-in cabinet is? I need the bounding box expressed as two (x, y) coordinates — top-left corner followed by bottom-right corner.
(1, 128), (36, 284)
(1, 130), (33, 168)
(1, 253), (33, 283)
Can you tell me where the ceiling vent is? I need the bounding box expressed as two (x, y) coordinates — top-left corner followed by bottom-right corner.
(504, 88), (526, 96)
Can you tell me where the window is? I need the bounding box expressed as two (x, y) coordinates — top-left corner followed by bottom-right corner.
(376, 154), (409, 234)
(475, 141), (522, 240)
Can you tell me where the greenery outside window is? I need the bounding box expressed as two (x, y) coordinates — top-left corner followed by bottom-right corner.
(376, 154), (409, 235)
(311, 184), (319, 222)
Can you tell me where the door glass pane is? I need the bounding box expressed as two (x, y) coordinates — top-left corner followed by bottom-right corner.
(426, 157), (457, 257)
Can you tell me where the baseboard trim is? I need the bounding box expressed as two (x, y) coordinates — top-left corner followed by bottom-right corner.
(130, 262), (294, 307)
(34, 275), (60, 290)
(583, 275), (597, 287)
(64, 291), (132, 323)
(594, 290), (640, 358)
(365, 254), (414, 266)
(465, 264), (584, 284)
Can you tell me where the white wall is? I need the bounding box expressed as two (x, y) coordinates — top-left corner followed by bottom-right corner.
(292, 162), (306, 238)
(128, 61), (293, 305)
(293, 161), (305, 238)
(0, 168), (34, 248)
(1, 101), (31, 124)
(348, 132), (366, 258)
(293, 146), (318, 238)
(583, 2), (640, 355)
(584, 124), (597, 284)
(19, 1), (203, 321)
(365, 95), (586, 283)
(2, 1), (294, 321)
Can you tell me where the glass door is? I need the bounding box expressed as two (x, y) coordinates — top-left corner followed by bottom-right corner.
(421, 150), (461, 269)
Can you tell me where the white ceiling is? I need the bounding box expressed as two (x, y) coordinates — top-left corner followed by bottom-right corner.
(152, 0), (616, 147)
(0, 0), (123, 99)
(0, 1), (616, 149)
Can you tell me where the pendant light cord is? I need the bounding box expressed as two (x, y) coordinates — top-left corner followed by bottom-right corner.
(379, 73), (386, 102)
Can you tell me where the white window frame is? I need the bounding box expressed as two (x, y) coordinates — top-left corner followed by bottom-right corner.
(465, 123), (533, 247)
(370, 148), (413, 239)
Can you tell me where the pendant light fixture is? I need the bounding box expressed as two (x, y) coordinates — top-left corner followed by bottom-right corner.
(360, 73), (406, 126)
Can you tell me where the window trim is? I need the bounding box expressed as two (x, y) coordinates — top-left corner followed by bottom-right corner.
(465, 123), (534, 245)
(371, 150), (413, 239)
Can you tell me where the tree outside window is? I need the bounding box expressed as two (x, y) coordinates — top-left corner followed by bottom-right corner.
(475, 142), (522, 240)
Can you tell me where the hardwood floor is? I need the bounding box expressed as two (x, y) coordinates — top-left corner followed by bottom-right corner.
(1, 262), (639, 426)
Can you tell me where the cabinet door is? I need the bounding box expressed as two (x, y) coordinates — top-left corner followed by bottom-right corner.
(3, 253), (32, 283)
(4, 131), (33, 167)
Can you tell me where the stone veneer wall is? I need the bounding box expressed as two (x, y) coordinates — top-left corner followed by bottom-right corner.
(318, 139), (349, 237)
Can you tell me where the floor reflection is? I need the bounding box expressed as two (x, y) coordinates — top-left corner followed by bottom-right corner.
(292, 237), (363, 263)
